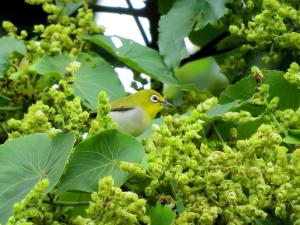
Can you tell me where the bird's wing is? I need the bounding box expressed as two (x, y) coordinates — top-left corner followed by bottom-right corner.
(110, 96), (135, 112)
(111, 106), (135, 112)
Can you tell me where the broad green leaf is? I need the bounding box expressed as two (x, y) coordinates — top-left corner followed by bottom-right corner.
(0, 37), (26, 77)
(159, 0), (227, 71)
(207, 100), (241, 119)
(32, 54), (125, 108)
(288, 129), (300, 136)
(256, 214), (287, 225)
(219, 76), (257, 104)
(175, 57), (228, 94)
(71, 54), (125, 108)
(189, 23), (226, 48)
(31, 54), (73, 77)
(263, 70), (300, 109)
(237, 117), (267, 139)
(57, 191), (91, 216)
(55, 0), (84, 16)
(148, 203), (175, 225)
(158, 0), (176, 14)
(58, 129), (146, 193)
(81, 34), (178, 85)
(195, 0), (227, 29)
(176, 197), (186, 214)
(282, 136), (300, 144)
(0, 132), (75, 224)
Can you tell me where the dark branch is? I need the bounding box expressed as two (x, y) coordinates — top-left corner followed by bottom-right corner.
(125, 0), (150, 46)
(92, 5), (146, 17)
(180, 31), (231, 65)
(144, 0), (160, 50)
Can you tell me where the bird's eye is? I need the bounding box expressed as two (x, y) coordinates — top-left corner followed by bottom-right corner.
(150, 95), (159, 103)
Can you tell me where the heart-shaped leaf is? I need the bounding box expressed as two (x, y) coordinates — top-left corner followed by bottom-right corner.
(58, 129), (145, 193)
(32, 53), (126, 108)
(31, 54), (73, 77)
(0, 132), (75, 224)
(71, 53), (125, 108)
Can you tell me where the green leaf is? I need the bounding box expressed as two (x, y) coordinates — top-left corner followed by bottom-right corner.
(175, 57), (228, 94)
(0, 132), (75, 224)
(288, 129), (300, 136)
(158, 0), (227, 71)
(207, 100), (241, 119)
(58, 129), (146, 193)
(219, 75), (257, 104)
(237, 117), (267, 139)
(71, 53), (126, 108)
(195, 0), (227, 29)
(81, 34), (178, 85)
(32, 54), (125, 108)
(148, 203), (175, 225)
(31, 54), (73, 77)
(189, 23), (226, 48)
(55, 0), (84, 16)
(263, 70), (300, 109)
(176, 197), (186, 214)
(0, 37), (26, 77)
(282, 136), (300, 144)
(256, 214), (285, 225)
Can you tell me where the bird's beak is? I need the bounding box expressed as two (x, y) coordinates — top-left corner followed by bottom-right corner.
(161, 100), (175, 107)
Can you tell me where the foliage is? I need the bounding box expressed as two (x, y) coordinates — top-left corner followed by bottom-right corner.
(1, 0), (300, 225)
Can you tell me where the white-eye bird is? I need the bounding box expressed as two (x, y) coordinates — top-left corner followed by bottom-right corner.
(110, 89), (173, 136)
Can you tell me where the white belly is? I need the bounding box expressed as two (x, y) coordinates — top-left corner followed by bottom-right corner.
(110, 106), (150, 136)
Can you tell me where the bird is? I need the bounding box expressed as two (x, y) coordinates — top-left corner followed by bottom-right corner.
(110, 89), (174, 137)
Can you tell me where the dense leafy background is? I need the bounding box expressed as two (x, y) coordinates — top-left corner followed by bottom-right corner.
(0, 0), (300, 224)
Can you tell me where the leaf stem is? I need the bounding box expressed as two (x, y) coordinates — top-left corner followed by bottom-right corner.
(0, 106), (23, 111)
(0, 94), (11, 101)
(212, 122), (225, 144)
(270, 112), (288, 137)
(43, 199), (89, 206)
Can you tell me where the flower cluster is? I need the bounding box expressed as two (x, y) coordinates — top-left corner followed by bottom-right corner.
(88, 91), (117, 136)
(284, 62), (300, 88)
(6, 179), (62, 225)
(139, 97), (300, 224)
(73, 176), (149, 225)
(218, 0), (300, 77)
(7, 80), (90, 141)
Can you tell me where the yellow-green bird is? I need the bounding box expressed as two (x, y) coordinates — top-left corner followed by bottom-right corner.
(110, 89), (173, 136)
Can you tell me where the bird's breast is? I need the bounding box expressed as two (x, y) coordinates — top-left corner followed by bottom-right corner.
(110, 106), (151, 136)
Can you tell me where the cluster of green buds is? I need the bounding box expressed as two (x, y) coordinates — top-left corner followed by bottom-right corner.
(88, 91), (117, 136)
(73, 176), (149, 225)
(7, 80), (90, 141)
(7, 179), (50, 224)
(284, 62), (300, 88)
(219, 0), (300, 77)
(141, 94), (300, 224)
(25, 0), (104, 57)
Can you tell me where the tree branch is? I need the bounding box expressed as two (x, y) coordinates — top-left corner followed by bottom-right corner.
(92, 5), (146, 17)
(125, 0), (149, 46)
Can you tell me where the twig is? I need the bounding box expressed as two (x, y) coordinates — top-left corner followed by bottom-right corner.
(0, 106), (23, 111)
(212, 122), (225, 144)
(92, 5), (146, 17)
(125, 0), (150, 46)
(43, 199), (89, 206)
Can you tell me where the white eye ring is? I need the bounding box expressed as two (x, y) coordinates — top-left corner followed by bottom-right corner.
(150, 95), (159, 103)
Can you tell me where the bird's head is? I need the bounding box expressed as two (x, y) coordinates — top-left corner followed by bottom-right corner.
(128, 89), (173, 119)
